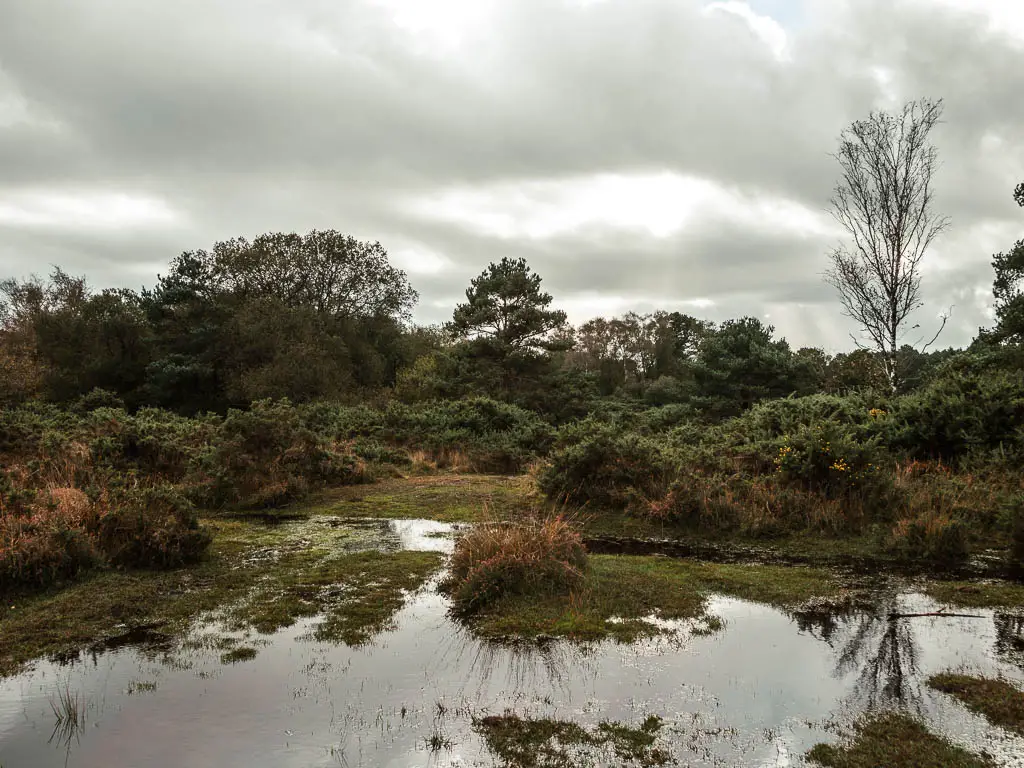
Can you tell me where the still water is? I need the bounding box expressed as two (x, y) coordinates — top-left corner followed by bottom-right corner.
(1, 519), (1023, 767)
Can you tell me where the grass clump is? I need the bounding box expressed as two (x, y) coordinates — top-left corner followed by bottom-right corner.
(220, 646), (259, 664)
(445, 517), (587, 615)
(807, 712), (995, 768)
(928, 673), (1024, 735)
(474, 712), (670, 767)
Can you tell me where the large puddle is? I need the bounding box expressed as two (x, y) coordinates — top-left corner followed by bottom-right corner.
(2, 518), (1023, 767)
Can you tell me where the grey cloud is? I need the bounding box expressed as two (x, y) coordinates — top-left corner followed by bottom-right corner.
(0, 0), (1021, 350)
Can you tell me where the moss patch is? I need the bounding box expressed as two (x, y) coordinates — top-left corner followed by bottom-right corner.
(474, 713), (670, 767)
(928, 673), (1024, 735)
(807, 713), (995, 768)
(923, 580), (1024, 609)
(0, 516), (441, 676)
(467, 554), (841, 641)
(304, 474), (534, 523)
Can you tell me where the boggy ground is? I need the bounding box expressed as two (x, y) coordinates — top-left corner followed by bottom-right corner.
(0, 514), (443, 676)
(4, 472), (1024, 768)
(319, 474), (1024, 603)
(319, 474), (1018, 576)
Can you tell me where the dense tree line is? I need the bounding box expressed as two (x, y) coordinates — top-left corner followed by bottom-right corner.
(0, 189), (1020, 421)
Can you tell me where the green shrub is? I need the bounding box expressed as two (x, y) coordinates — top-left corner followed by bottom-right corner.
(195, 399), (366, 509)
(539, 420), (673, 509)
(773, 421), (888, 498)
(886, 368), (1024, 463)
(306, 397), (553, 474)
(72, 388), (125, 413)
(445, 517), (587, 614)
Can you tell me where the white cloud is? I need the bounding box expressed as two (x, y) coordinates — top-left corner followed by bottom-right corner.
(407, 172), (835, 241)
(704, 1), (789, 60)
(927, 0), (1024, 42)
(0, 191), (179, 230)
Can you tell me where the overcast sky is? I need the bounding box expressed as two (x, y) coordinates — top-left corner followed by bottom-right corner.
(1, 0), (1022, 350)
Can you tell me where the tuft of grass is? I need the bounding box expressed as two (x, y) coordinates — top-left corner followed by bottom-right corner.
(466, 554), (840, 642)
(48, 683), (87, 747)
(473, 712), (667, 765)
(444, 516), (587, 614)
(126, 680), (158, 695)
(474, 712), (670, 767)
(806, 712), (995, 768)
(220, 646), (259, 664)
(424, 730), (453, 752)
(928, 673), (1024, 735)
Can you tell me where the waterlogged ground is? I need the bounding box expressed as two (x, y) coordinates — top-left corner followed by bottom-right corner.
(1, 477), (1024, 767)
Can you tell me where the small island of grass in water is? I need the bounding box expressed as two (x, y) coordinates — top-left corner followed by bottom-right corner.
(475, 712), (670, 767)
(928, 673), (1024, 736)
(807, 712), (996, 768)
(443, 516), (849, 642)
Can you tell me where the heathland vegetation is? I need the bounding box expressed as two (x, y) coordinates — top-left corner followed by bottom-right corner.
(2, 176), (1023, 592)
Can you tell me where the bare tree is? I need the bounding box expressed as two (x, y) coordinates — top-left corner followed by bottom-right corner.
(826, 98), (950, 391)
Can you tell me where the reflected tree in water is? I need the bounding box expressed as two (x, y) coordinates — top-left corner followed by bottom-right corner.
(994, 613), (1024, 668)
(794, 594), (923, 711)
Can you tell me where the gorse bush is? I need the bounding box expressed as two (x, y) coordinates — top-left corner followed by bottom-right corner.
(445, 516), (587, 614)
(538, 420), (674, 509)
(884, 368), (1024, 463)
(773, 421), (888, 498)
(304, 397), (553, 474)
(194, 399), (367, 509)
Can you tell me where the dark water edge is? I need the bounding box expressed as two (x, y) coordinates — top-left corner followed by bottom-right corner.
(584, 534), (1015, 580)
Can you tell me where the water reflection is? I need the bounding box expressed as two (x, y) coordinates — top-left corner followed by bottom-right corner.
(995, 612), (1024, 668)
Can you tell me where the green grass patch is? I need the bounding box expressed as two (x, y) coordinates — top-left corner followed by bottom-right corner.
(306, 474), (534, 523)
(474, 712), (670, 767)
(928, 673), (1024, 735)
(467, 554), (841, 641)
(807, 712), (995, 768)
(923, 580), (1024, 609)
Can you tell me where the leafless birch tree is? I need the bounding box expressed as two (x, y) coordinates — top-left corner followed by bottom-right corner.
(826, 98), (949, 391)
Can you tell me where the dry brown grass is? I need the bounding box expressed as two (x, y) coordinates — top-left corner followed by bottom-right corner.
(445, 515), (588, 613)
(408, 447), (475, 474)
